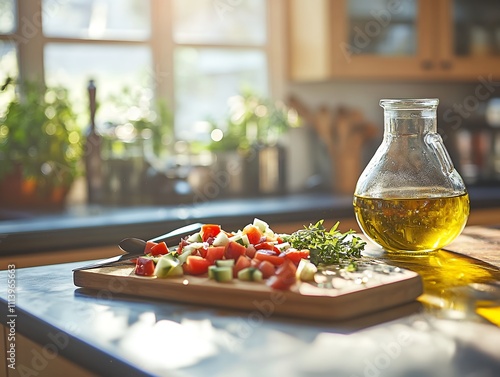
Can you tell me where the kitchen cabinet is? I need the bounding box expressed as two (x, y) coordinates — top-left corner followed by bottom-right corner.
(287, 0), (500, 81)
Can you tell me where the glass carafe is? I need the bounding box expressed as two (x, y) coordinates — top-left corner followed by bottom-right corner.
(353, 99), (470, 253)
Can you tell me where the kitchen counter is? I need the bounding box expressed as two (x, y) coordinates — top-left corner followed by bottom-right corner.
(1, 226), (500, 377)
(1, 186), (500, 255)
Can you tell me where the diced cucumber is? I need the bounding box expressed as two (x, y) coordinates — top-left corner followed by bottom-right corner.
(215, 259), (235, 268)
(187, 232), (202, 243)
(210, 266), (233, 282)
(212, 231), (230, 246)
(179, 242), (204, 262)
(296, 259), (317, 282)
(229, 231), (243, 243)
(253, 218), (269, 233)
(237, 267), (263, 282)
(239, 234), (250, 246)
(169, 264), (183, 277)
(154, 254), (180, 278)
(274, 242), (290, 251)
(208, 265), (217, 279)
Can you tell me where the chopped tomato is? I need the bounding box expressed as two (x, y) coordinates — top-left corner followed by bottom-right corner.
(200, 224), (221, 242)
(250, 258), (260, 268)
(254, 250), (285, 266)
(144, 241), (158, 255)
(178, 238), (190, 254)
(184, 256), (210, 275)
(245, 244), (257, 259)
(284, 249), (310, 266)
(150, 241), (169, 256)
(205, 246), (225, 265)
(233, 255), (251, 278)
(224, 241), (247, 260)
(135, 257), (155, 276)
(257, 260), (275, 279)
(267, 259), (297, 290)
(242, 225), (263, 245)
(255, 242), (279, 254)
(197, 243), (209, 258)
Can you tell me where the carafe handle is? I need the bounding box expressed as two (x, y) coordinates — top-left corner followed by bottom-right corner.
(425, 133), (454, 175)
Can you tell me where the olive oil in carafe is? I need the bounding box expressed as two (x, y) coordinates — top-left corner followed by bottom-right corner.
(353, 193), (470, 252)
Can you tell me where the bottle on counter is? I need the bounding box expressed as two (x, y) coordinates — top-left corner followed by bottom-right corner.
(84, 79), (103, 204)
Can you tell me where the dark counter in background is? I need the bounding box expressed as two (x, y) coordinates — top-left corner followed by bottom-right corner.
(1, 187), (500, 255)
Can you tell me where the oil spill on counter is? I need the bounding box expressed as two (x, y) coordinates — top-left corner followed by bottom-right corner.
(363, 246), (500, 326)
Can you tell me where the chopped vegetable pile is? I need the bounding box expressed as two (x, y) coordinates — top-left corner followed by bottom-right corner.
(134, 218), (366, 290)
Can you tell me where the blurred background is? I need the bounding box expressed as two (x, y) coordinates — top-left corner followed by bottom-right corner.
(1, 0), (500, 220)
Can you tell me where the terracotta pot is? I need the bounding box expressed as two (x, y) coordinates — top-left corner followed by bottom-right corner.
(0, 165), (69, 209)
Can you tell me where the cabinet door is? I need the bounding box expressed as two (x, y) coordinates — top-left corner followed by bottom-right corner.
(330, 0), (435, 79)
(438, 0), (500, 79)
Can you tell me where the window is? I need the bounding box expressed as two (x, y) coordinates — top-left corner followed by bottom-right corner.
(0, 0), (277, 214)
(1, 0), (271, 139)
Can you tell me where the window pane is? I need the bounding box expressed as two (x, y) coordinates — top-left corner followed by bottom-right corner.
(42, 0), (150, 40)
(173, 0), (266, 45)
(0, 41), (18, 116)
(174, 47), (268, 141)
(347, 0), (417, 55)
(0, 0), (16, 33)
(44, 43), (152, 127)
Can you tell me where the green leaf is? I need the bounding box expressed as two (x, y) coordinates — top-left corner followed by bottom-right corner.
(282, 220), (366, 269)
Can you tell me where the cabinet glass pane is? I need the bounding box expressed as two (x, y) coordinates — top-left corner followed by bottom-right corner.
(42, 0), (150, 40)
(174, 47), (268, 141)
(172, 0), (266, 45)
(454, 0), (500, 56)
(44, 43), (152, 127)
(0, 0), (16, 33)
(347, 0), (417, 55)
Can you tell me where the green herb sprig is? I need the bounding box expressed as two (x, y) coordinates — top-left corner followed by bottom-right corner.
(283, 220), (366, 268)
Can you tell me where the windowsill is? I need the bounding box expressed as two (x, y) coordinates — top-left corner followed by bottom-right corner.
(1, 186), (500, 256)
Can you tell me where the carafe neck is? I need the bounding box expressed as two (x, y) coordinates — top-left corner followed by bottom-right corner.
(380, 99), (438, 135)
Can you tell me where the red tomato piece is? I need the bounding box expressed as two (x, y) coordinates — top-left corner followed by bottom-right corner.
(178, 238), (190, 254)
(243, 225), (263, 245)
(144, 241), (158, 255)
(135, 257), (155, 276)
(200, 224), (221, 242)
(233, 255), (251, 278)
(267, 259), (297, 290)
(150, 241), (169, 256)
(185, 255), (210, 275)
(254, 242), (279, 254)
(197, 243), (209, 258)
(257, 260), (275, 279)
(250, 258), (260, 268)
(254, 250), (285, 266)
(284, 249), (310, 266)
(245, 244), (257, 259)
(205, 246), (226, 265)
(224, 241), (246, 260)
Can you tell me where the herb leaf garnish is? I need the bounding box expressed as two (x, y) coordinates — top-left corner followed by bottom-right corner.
(283, 220), (366, 268)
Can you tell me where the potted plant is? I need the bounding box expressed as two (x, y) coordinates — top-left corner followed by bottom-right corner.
(97, 86), (175, 205)
(207, 90), (301, 196)
(0, 78), (82, 209)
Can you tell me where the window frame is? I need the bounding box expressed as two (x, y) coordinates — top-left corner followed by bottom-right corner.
(1, 0), (285, 130)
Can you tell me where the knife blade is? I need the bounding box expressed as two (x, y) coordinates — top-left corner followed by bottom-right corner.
(73, 222), (203, 271)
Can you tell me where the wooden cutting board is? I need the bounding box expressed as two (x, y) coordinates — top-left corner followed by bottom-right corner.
(73, 263), (422, 321)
